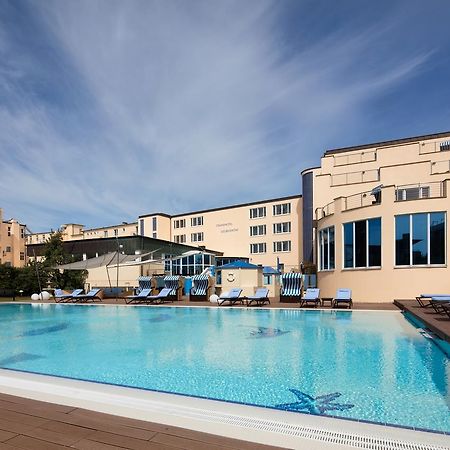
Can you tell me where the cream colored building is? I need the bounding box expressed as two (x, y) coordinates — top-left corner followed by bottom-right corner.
(139, 195), (302, 272)
(0, 208), (27, 267)
(303, 131), (450, 303)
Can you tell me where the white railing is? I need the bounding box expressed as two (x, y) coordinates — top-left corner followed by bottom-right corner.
(316, 202), (335, 220)
(344, 190), (380, 211)
(431, 160), (450, 175)
(395, 181), (446, 202)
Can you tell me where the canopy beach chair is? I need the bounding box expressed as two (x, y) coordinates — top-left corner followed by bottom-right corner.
(189, 274), (212, 302)
(218, 288), (243, 306)
(163, 276), (183, 301)
(54, 288), (83, 303)
(125, 288), (152, 304)
(300, 288), (321, 308)
(71, 288), (103, 303)
(280, 273), (303, 303)
(145, 288), (174, 304)
(333, 289), (352, 309)
(246, 288), (270, 307)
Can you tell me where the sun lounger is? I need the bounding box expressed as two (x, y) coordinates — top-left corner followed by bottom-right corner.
(430, 296), (450, 314)
(54, 288), (83, 303)
(125, 288), (152, 304)
(333, 288), (352, 309)
(415, 294), (449, 308)
(246, 288), (270, 307)
(439, 300), (450, 319)
(145, 288), (174, 304)
(71, 288), (103, 303)
(300, 288), (321, 307)
(218, 288), (243, 306)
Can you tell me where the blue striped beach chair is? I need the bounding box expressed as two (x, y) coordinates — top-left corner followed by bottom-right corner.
(164, 275), (183, 301)
(280, 273), (303, 303)
(189, 274), (210, 302)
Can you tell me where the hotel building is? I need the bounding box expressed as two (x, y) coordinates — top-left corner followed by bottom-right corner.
(303, 131), (450, 303)
(0, 208), (27, 268)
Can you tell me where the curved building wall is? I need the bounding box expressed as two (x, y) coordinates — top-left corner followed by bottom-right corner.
(316, 183), (450, 303)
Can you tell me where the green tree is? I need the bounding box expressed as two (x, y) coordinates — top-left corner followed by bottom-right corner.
(41, 232), (87, 289)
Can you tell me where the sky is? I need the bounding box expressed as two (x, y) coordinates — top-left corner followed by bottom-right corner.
(1, 0), (450, 232)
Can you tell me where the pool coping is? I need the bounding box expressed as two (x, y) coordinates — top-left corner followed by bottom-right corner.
(0, 369), (448, 450)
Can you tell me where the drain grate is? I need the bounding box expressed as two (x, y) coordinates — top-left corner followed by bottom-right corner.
(144, 402), (448, 450)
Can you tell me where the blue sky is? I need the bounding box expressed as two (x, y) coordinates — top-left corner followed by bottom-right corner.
(1, 0), (450, 232)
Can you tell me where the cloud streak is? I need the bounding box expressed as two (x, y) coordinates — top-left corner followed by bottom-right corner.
(0, 0), (444, 231)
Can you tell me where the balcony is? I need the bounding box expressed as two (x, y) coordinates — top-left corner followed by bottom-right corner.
(315, 202), (334, 220)
(344, 188), (381, 211)
(395, 181), (446, 202)
(331, 169), (380, 186)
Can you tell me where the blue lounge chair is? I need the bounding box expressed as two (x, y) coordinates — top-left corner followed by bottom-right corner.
(145, 288), (173, 304)
(54, 288), (83, 303)
(438, 300), (450, 318)
(125, 288), (152, 304)
(218, 288), (243, 306)
(333, 289), (352, 309)
(415, 294), (448, 308)
(300, 288), (321, 307)
(246, 288), (270, 307)
(71, 288), (103, 303)
(430, 296), (450, 314)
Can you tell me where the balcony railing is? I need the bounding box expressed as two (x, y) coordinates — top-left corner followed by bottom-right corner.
(334, 149), (377, 166)
(395, 181), (446, 202)
(431, 159), (450, 175)
(331, 169), (380, 186)
(315, 202), (334, 220)
(344, 190), (381, 211)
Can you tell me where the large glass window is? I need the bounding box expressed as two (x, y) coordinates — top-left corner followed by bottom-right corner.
(395, 212), (446, 266)
(343, 218), (381, 268)
(319, 226), (335, 271)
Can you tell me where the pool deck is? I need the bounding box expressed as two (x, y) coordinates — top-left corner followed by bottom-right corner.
(394, 299), (450, 342)
(0, 391), (282, 450)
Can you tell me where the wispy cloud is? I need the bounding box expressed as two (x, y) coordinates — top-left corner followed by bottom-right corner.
(0, 0), (441, 230)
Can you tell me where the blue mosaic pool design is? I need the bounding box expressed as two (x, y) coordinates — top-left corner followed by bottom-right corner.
(0, 304), (448, 433)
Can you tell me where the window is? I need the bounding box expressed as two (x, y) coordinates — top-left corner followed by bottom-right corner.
(273, 222), (291, 234)
(152, 217), (157, 231)
(114, 229), (118, 236)
(396, 186), (430, 201)
(319, 226), (335, 270)
(191, 232), (204, 242)
(139, 219), (144, 235)
(152, 232), (157, 238)
(20, 252), (25, 261)
(191, 216), (203, 227)
(395, 212), (446, 266)
(174, 219), (186, 229)
(174, 234), (186, 244)
(250, 225), (266, 236)
(250, 243), (266, 254)
(343, 218), (381, 268)
(5, 246), (11, 253)
(250, 207), (266, 219)
(273, 240), (291, 252)
(440, 140), (450, 151)
(273, 203), (291, 216)
(104, 231), (108, 237)
(264, 274), (272, 285)
(7, 227), (11, 236)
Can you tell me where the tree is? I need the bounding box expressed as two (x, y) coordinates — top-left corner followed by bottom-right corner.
(41, 232), (87, 289)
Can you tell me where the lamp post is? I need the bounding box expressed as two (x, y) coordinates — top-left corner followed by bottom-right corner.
(116, 238), (123, 302)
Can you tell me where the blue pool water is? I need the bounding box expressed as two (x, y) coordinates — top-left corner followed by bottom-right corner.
(0, 304), (449, 433)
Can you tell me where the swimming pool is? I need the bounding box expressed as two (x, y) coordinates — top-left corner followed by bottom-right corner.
(0, 304), (448, 434)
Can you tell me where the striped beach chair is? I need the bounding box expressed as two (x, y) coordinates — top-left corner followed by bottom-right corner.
(164, 275), (183, 301)
(189, 274), (210, 302)
(280, 272), (303, 303)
